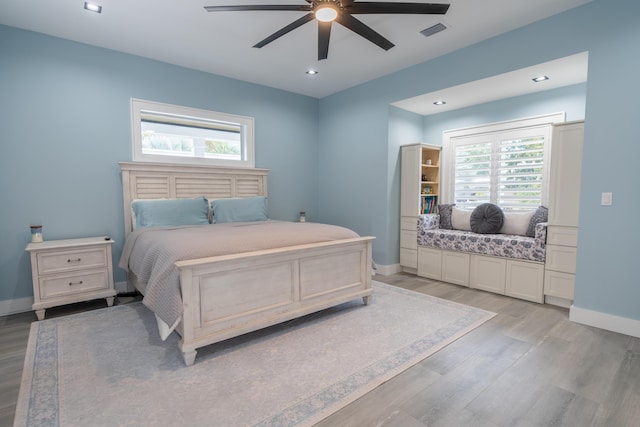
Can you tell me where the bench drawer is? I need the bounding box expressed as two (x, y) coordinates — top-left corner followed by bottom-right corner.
(546, 245), (577, 274)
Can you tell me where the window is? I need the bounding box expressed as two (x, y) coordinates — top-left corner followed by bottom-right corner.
(442, 113), (564, 211)
(131, 99), (255, 168)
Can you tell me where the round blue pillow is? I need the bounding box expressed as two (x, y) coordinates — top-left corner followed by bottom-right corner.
(470, 203), (504, 234)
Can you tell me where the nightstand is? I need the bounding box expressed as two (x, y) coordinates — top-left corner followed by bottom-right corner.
(26, 236), (116, 320)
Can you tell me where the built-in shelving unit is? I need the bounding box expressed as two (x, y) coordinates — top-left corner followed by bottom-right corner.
(400, 143), (441, 271)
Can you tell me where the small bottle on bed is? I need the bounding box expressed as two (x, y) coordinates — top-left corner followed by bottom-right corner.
(299, 212), (306, 223)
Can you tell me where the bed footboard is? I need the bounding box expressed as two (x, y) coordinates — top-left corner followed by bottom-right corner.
(175, 236), (374, 366)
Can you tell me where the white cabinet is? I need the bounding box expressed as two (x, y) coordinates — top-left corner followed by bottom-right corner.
(400, 143), (440, 271)
(26, 237), (116, 320)
(418, 249), (544, 303)
(547, 121), (584, 227)
(417, 247), (442, 279)
(544, 121), (583, 302)
(506, 260), (545, 303)
(471, 255), (506, 294)
(442, 251), (470, 286)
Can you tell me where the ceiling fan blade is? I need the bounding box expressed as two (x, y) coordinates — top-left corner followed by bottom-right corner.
(204, 5), (311, 12)
(336, 13), (394, 51)
(253, 13), (315, 48)
(348, 2), (450, 14)
(318, 21), (332, 60)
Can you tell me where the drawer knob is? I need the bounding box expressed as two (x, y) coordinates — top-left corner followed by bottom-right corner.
(68, 280), (84, 286)
(67, 258), (82, 263)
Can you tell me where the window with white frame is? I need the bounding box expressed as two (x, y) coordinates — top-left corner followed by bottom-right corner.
(131, 99), (255, 168)
(442, 113), (564, 211)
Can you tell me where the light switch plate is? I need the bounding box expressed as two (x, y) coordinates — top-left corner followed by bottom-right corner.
(601, 192), (613, 206)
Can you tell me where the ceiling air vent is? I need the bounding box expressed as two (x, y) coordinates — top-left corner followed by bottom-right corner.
(420, 22), (447, 38)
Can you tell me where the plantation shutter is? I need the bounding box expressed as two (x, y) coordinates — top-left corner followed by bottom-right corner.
(449, 125), (551, 210)
(454, 141), (492, 207)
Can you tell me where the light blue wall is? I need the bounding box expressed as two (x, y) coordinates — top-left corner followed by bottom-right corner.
(318, 0), (640, 322)
(387, 107), (424, 261)
(0, 25), (319, 302)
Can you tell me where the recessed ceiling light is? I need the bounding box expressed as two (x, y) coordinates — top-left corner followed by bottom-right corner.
(532, 75), (549, 82)
(306, 69), (318, 75)
(433, 100), (446, 106)
(84, 2), (102, 13)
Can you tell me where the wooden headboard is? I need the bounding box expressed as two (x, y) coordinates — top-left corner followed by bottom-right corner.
(119, 162), (269, 235)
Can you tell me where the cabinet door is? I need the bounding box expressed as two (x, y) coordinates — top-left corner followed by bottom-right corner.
(470, 255), (506, 294)
(400, 248), (418, 269)
(400, 229), (418, 250)
(401, 145), (422, 216)
(505, 260), (544, 303)
(544, 270), (575, 300)
(417, 247), (442, 280)
(549, 122), (584, 226)
(442, 251), (470, 287)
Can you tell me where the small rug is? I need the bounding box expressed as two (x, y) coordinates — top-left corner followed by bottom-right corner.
(14, 282), (495, 427)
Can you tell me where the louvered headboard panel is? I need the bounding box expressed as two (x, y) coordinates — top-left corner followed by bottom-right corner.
(119, 162), (268, 235)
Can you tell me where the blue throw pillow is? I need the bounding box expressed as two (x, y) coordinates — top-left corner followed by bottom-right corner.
(437, 204), (455, 230)
(526, 205), (548, 237)
(211, 196), (268, 223)
(131, 197), (209, 229)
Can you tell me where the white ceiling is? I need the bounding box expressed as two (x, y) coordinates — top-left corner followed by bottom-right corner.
(392, 51), (589, 115)
(0, 0), (592, 99)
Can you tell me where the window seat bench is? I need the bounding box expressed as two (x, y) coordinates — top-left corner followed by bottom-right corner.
(417, 214), (547, 263)
(415, 214), (547, 303)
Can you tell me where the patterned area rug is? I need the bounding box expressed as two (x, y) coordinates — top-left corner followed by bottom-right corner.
(14, 282), (495, 427)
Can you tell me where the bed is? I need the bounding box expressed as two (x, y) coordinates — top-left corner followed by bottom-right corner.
(118, 162), (374, 366)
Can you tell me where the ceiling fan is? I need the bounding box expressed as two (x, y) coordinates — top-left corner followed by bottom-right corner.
(204, 1), (450, 60)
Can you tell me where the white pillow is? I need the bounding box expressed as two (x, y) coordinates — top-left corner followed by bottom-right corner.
(500, 211), (535, 236)
(451, 207), (473, 231)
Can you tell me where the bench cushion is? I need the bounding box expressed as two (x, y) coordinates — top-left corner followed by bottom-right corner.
(418, 215), (546, 262)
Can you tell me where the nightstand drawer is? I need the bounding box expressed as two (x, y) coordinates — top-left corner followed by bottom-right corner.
(37, 247), (107, 275)
(39, 269), (109, 299)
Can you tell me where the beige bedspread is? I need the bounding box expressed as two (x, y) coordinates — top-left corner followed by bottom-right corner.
(119, 220), (360, 336)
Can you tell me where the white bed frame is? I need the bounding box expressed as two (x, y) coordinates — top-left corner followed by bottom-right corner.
(119, 162), (374, 365)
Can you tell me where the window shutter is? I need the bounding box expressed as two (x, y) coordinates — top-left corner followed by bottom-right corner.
(497, 135), (545, 210)
(454, 142), (492, 207)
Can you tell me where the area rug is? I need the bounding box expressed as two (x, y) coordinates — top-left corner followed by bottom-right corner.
(14, 281), (495, 427)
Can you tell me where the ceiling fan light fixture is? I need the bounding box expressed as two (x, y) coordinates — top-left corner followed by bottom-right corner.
(315, 5), (339, 22)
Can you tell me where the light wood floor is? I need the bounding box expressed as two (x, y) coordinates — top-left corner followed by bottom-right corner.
(2, 273), (639, 427)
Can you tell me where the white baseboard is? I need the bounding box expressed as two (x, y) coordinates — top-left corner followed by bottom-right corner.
(570, 305), (640, 339)
(0, 296), (34, 317)
(375, 263), (402, 276)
